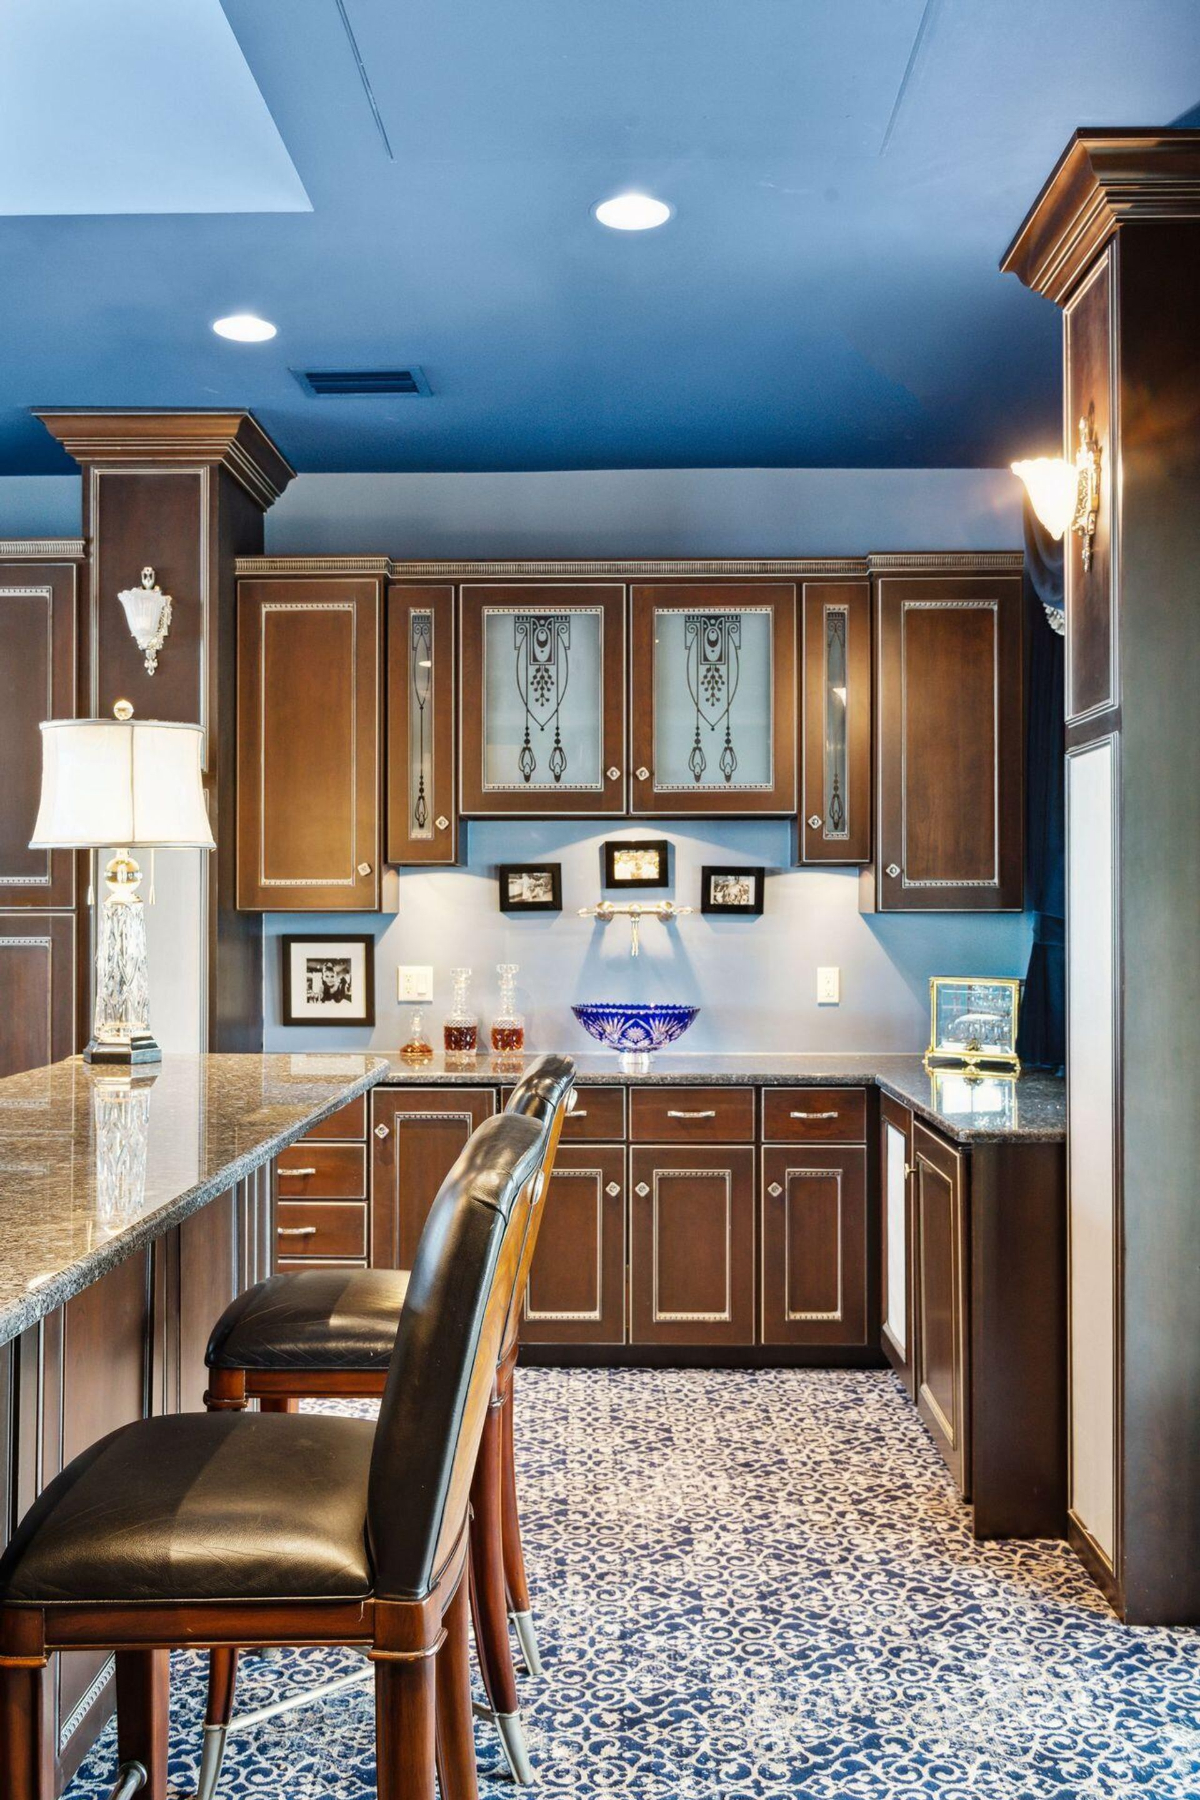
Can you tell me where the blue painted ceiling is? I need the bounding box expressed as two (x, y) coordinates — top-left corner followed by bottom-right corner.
(2, 0), (1198, 475)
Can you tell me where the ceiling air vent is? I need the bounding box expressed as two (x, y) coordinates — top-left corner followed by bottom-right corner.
(293, 367), (431, 397)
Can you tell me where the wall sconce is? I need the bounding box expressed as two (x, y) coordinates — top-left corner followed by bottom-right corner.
(1012, 415), (1102, 571)
(116, 566), (172, 675)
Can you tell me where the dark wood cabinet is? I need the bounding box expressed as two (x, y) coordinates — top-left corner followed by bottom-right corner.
(760, 1145), (867, 1346)
(629, 1145), (755, 1346)
(630, 583), (797, 815)
(386, 583), (458, 864)
(872, 564), (1024, 911)
(0, 915), (76, 1079)
(523, 1144), (626, 1345)
(879, 1095), (916, 1397)
(237, 576), (383, 910)
(912, 1119), (970, 1494)
(0, 562), (77, 909)
(369, 1086), (495, 1269)
(459, 583), (627, 817)
(799, 578), (871, 863)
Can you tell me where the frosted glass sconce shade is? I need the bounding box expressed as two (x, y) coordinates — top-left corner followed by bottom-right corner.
(1010, 457), (1079, 540)
(116, 567), (172, 675)
(30, 715), (213, 850)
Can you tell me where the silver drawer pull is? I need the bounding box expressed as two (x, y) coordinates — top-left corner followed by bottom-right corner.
(279, 1166), (318, 1177)
(570, 1108), (588, 1119)
(277, 1225), (318, 1238)
(789, 1111), (838, 1121)
(667, 1109), (716, 1120)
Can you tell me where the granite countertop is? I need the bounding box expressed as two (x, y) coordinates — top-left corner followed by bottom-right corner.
(381, 1050), (1065, 1145)
(0, 1052), (389, 1346)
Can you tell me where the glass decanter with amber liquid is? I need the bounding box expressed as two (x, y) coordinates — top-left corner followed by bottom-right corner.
(490, 963), (525, 1055)
(443, 967), (479, 1060)
(399, 1008), (433, 1062)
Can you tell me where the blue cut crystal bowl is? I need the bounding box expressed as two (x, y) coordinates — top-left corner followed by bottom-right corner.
(572, 1002), (699, 1069)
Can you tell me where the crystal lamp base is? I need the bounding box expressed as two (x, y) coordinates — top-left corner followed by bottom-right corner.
(87, 850), (161, 1066)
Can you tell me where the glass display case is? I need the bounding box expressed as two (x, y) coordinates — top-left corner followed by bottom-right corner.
(386, 584), (457, 864)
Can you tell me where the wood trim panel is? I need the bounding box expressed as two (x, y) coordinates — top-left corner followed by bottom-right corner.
(629, 1145), (755, 1346)
(386, 584), (458, 864)
(368, 1087), (496, 1269)
(760, 1145), (867, 1347)
(1064, 247), (1119, 729)
(458, 584), (627, 816)
(912, 1121), (970, 1496)
(0, 916), (76, 1079)
(0, 563), (77, 908)
(629, 583), (797, 815)
(522, 1144), (626, 1345)
(879, 1095), (916, 1397)
(299, 1095), (366, 1142)
(799, 578), (871, 863)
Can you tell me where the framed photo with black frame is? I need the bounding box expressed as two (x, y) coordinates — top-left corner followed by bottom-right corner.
(281, 934), (375, 1027)
(603, 839), (670, 889)
(498, 863), (563, 912)
(700, 866), (766, 916)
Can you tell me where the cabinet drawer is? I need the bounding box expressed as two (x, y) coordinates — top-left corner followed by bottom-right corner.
(275, 1143), (367, 1200)
(301, 1095), (366, 1142)
(762, 1087), (866, 1143)
(564, 1085), (626, 1141)
(630, 1087), (754, 1143)
(276, 1201), (368, 1260)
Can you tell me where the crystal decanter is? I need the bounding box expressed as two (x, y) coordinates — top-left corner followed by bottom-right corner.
(490, 963), (526, 1056)
(399, 1008), (433, 1062)
(443, 967), (479, 1060)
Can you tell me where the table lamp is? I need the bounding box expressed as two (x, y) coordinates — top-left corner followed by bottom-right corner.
(29, 700), (215, 1064)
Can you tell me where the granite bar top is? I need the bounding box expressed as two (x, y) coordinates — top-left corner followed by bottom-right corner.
(381, 1050), (1065, 1146)
(0, 1052), (389, 1347)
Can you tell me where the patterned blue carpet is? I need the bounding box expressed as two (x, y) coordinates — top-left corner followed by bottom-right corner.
(65, 1369), (1199, 1799)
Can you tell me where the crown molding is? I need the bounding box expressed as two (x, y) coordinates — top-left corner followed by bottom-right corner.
(234, 555), (873, 580)
(34, 410), (294, 511)
(1001, 129), (1200, 304)
(866, 551), (1024, 573)
(0, 538), (86, 561)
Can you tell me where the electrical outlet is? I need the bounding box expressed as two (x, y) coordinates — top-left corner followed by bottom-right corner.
(397, 965), (433, 1004)
(817, 966), (840, 1006)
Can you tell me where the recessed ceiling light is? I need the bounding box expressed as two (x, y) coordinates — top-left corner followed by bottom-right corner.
(212, 313), (277, 343)
(593, 193), (672, 231)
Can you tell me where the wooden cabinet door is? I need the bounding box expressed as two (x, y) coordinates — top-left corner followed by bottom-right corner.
(880, 1095), (916, 1396)
(0, 914), (76, 1078)
(799, 579), (871, 863)
(387, 584), (458, 864)
(369, 1087), (495, 1269)
(760, 1146), (867, 1346)
(523, 1144), (626, 1345)
(459, 584), (626, 816)
(237, 577), (382, 909)
(630, 584), (797, 814)
(874, 571), (1023, 910)
(0, 562), (77, 908)
(913, 1120), (970, 1494)
(629, 1146), (755, 1346)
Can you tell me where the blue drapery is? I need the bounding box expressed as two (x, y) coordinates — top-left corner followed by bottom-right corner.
(1017, 503), (1065, 1071)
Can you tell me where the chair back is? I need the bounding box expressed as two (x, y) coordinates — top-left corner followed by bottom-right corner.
(500, 1055), (576, 1358)
(366, 1110), (545, 1599)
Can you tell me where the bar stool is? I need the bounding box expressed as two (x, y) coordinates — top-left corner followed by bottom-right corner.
(0, 1111), (545, 1800)
(199, 1054), (575, 1790)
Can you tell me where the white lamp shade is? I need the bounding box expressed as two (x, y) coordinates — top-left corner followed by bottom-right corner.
(30, 719), (215, 850)
(1011, 457), (1079, 541)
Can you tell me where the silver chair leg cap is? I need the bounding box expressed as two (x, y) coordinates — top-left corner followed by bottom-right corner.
(194, 1724), (229, 1800)
(495, 1711), (535, 1785)
(510, 1610), (544, 1678)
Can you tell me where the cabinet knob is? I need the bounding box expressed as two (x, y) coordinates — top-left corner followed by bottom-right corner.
(605, 1181), (621, 1197)
(808, 815), (823, 830)
(435, 815), (450, 831)
(886, 863), (901, 879)
(634, 1181), (650, 1197)
(606, 767), (622, 781)
(374, 1123), (390, 1139)
(767, 1181), (783, 1197)
(635, 767), (650, 781)
(357, 862), (373, 877)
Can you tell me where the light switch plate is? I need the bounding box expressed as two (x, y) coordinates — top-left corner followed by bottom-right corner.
(817, 966), (840, 1005)
(397, 965), (434, 1004)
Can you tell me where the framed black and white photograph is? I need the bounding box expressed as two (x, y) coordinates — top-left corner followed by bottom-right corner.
(498, 863), (563, 912)
(603, 839), (670, 888)
(281, 935), (375, 1027)
(701, 866), (766, 916)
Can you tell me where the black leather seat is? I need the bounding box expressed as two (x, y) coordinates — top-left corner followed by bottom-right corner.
(207, 1266), (410, 1372)
(0, 1411), (375, 1605)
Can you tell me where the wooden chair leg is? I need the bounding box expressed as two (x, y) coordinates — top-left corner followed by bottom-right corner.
(375, 1656), (436, 1800)
(257, 1397), (299, 1414)
(203, 1368), (247, 1413)
(195, 1647), (238, 1800)
(115, 1648), (170, 1800)
(0, 1659), (51, 1800)
(469, 1397), (533, 1783)
(500, 1370), (542, 1676)
(435, 1576), (479, 1800)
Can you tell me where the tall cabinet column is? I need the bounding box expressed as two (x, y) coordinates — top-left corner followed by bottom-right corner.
(1004, 130), (1200, 1625)
(35, 412), (293, 1053)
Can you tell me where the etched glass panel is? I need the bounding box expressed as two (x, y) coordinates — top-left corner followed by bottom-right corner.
(481, 607), (604, 791)
(822, 604), (849, 839)
(652, 607), (773, 791)
(408, 609), (434, 839)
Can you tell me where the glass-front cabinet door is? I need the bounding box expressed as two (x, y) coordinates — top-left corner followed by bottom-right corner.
(799, 579), (872, 863)
(459, 584), (626, 815)
(386, 583), (458, 863)
(630, 584), (796, 814)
